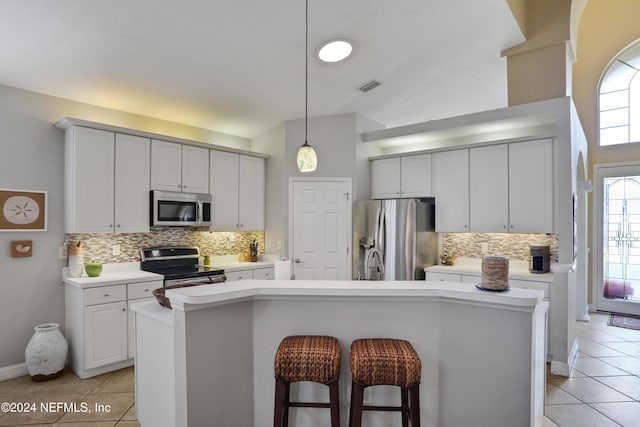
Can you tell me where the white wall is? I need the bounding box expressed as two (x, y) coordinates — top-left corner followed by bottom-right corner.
(0, 84), (249, 369)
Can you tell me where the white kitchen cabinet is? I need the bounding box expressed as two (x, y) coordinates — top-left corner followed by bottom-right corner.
(64, 278), (162, 379)
(64, 126), (149, 233)
(371, 154), (432, 199)
(425, 271), (461, 282)
(469, 144), (509, 232)
(211, 151), (265, 231)
(224, 266), (274, 281)
(433, 149), (469, 232)
(114, 134), (150, 233)
(509, 139), (554, 233)
(84, 300), (128, 370)
(151, 140), (209, 193)
(64, 126), (115, 233)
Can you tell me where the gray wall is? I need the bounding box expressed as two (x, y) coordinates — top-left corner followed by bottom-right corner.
(0, 84), (249, 368)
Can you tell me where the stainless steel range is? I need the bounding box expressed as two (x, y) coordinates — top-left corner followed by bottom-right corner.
(140, 246), (226, 286)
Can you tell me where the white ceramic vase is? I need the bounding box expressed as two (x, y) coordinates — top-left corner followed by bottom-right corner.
(68, 254), (84, 277)
(25, 323), (68, 381)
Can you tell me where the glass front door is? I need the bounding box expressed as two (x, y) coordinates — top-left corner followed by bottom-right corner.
(596, 164), (640, 315)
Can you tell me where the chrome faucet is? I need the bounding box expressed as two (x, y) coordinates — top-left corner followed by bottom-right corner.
(364, 247), (384, 280)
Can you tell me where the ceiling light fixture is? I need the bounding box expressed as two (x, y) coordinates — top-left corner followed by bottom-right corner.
(317, 39), (353, 63)
(296, 0), (318, 173)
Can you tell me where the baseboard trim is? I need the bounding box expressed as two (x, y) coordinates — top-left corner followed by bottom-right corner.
(550, 339), (579, 377)
(0, 363), (28, 381)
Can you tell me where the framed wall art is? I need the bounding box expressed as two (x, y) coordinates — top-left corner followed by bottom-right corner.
(0, 189), (47, 231)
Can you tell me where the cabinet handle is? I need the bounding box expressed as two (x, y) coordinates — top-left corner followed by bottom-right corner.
(464, 224), (467, 229)
(122, 308), (126, 312)
(117, 224), (121, 228)
(510, 225), (514, 229)
(109, 224), (113, 228)
(145, 289), (149, 292)
(104, 294), (110, 297)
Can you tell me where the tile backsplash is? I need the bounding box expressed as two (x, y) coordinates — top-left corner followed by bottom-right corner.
(65, 229), (265, 263)
(442, 233), (559, 262)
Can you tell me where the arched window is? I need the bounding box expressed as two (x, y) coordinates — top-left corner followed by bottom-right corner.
(599, 40), (640, 146)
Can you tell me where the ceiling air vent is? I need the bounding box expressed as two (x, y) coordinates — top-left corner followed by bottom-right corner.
(358, 80), (381, 93)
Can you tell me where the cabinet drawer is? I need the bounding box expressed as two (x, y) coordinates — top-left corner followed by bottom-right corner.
(509, 279), (549, 299)
(425, 272), (461, 282)
(225, 270), (252, 282)
(253, 267), (274, 280)
(84, 285), (126, 306)
(461, 275), (480, 284)
(128, 280), (163, 300)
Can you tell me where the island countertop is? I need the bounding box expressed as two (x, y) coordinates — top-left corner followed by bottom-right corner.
(165, 279), (544, 311)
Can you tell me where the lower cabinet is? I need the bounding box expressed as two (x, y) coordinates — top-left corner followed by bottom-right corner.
(225, 266), (275, 282)
(64, 279), (162, 379)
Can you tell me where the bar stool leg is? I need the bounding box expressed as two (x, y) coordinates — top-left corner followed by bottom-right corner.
(329, 379), (341, 427)
(274, 377), (286, 427)
(349, 381), (364, 427)
(401, 387), (409, 427)
(282, 381), (291, 427)
(409, 385), (420, 427)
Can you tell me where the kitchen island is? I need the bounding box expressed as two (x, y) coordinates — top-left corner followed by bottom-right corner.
(132, 280), (548, 427)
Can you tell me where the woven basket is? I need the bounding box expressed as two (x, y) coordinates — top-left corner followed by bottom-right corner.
(481, 256), (509, 290)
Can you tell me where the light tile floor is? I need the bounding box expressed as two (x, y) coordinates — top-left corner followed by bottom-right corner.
(0, 366), (139, 426)
(1, 312), (639, 426)
(545, 312), (640, 427)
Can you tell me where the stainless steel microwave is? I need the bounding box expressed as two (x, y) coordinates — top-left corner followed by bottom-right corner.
(150, 190), (212, 227)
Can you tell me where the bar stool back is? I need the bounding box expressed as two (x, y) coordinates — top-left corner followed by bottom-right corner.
(274, 335), (341, 427)
(349, 338), (421, 427)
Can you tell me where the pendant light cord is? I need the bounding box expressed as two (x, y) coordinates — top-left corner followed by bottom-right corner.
(305, 0), (308, 144)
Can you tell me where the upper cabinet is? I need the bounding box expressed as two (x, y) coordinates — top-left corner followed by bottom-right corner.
(211, 151), (265, 231)
(433, 149), (469, 232)
(469, 139), (554, 233)
(469, 144), (509, 232)
(64, 126), (150, 233)
(509, 139), (553, 233)
(371, 154), (432, 199)
(151, 140), (209, 194)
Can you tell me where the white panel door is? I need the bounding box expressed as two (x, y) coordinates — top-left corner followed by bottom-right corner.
(115, 134), (150, 233)
(469, 144), (508, 232)
(292, 180), (350, 280)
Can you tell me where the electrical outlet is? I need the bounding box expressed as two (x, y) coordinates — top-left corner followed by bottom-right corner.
(277, 240), (282, 250)
(58, 246), (67, 259)
(481, 242), (489, 254)
(112, 245), (121, 256)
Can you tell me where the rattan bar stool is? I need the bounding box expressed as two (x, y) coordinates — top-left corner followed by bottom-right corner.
(274, 335), (341, 427)
(349, 338), (421, 427)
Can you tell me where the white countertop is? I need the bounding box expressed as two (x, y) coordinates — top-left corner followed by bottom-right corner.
(425, 257), (553, 282)
(164, 279), (545, 311)
(63, 262), (163, 288)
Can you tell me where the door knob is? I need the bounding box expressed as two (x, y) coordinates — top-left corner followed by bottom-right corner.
(294, 258), (301, 263)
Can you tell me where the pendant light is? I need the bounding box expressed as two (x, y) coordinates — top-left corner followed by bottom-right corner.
(296, 0), (318, 172)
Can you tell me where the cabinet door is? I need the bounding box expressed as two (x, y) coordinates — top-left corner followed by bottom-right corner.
(211, 150), (240, 231)
(469, 145), (508, 232)
(66, 126), (115, 233)
(84, 301), (127, 369)
(182, 145), (209, 193)
(253, 267), (274, 280)
(401, 154), (432, 197)
(115, 134), (150, 233)
(433, 149), (469, 232)
(238, 155), (265, 230)
(425, 272), (461, 282)
(225, 270), (252, 281)
(371, 157), (401, 199)
(150, 140), (182, 192)
(509, 139), (553, 233)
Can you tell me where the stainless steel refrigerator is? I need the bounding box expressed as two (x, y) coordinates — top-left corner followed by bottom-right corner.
(353, 199), (437, 280)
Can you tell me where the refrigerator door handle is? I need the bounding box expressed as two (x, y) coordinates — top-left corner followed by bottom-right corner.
(405, 200), (415, 279)
(377, 207), (385, 258)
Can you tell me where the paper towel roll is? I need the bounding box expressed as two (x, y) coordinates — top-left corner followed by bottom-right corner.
(274, 260), (292, 280)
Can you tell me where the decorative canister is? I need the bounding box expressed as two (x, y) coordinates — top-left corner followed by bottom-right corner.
(24, 323), (68, 381)
(68, 241), (83, 277)
(481, 256), (509, 290)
